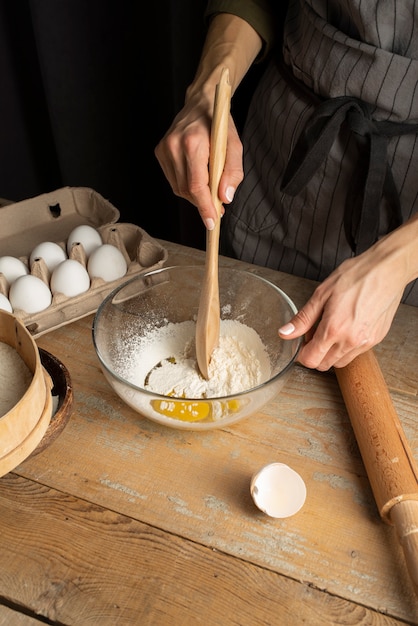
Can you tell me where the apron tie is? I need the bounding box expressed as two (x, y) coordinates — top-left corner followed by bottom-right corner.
(280, 95), (418, 254)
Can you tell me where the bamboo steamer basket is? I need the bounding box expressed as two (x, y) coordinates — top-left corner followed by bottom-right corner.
(0, 310), (52, 476)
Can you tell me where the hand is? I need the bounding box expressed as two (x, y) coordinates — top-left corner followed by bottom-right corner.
(154, 92), (244, 230)
(278, 242), (408, 371)
(155, 13), (262, 229)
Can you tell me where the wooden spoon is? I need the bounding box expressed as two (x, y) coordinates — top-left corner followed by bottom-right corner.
(195, 67), (231, 379)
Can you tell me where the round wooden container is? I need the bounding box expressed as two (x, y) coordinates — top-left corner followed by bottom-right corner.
(0, 310), (53, 476)
(30, 348), (74, 457)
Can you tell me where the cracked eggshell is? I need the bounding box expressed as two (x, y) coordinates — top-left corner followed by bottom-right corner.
(30, 241), (67, 273)
(51, 259), (90, 297)
(87, 244), (128, 282)
(9, 275), (52, 314)
(250, 462), (306, 518)
(67, 225), (102, 258)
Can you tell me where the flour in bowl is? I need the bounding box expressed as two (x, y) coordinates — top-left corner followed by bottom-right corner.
(0, 341), (33, 416)
(117, 319), (271, 399)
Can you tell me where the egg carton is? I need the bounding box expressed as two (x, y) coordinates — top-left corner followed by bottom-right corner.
(0, 187), (168, 337)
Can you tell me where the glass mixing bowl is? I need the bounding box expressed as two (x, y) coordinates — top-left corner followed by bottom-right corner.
(92, 265), (301, 430)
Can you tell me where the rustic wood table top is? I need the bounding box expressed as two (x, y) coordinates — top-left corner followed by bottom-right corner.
(1, 239), (417, 626)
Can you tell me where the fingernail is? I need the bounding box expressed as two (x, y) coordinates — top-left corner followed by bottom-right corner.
(225, 186), (235, 203)
(205, 218), (215, 231)
(279, 323), (295, 336)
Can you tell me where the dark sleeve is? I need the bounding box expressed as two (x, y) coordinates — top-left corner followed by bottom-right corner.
(204, 0), (286, 58)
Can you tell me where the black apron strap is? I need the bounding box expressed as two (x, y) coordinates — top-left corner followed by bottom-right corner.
(280, 94), (418, 254)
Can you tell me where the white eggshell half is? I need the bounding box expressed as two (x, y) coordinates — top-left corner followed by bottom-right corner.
(67, 225), (102, 257)
(30, 241), (67, 272)
(87, 244), (128, 282)
(0, 256), (29, 286)
(9, 275), (52, 314)
(51, 259), (90, 297)
(0, 293), (13, 313)
(250, 462), (306, 518)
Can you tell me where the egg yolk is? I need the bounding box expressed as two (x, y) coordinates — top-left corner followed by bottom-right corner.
(150, 398), (241, 422)
(151, 399), (210, 422)
(226, 399), (240, 413)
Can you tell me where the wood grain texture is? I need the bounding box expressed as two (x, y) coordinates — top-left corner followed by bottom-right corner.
(0, 606), (40, 625)
(18, 358), (418, 622)
(22, 335), (418, 621)
(336, 350), (418, 518)
(336, 349), (418, 597)
(0, 474), (407, 625)
(5, 240), (417, 625)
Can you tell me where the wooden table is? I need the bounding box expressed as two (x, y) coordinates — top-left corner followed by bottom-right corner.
(1, 239), (417, 625)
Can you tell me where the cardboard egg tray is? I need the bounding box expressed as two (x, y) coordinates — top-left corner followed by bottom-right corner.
(0, 187), (168, 337)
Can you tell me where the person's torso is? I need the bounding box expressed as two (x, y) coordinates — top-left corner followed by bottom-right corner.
(284, 0), (418, 122)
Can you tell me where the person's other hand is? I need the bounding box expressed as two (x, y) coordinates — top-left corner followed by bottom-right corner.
(278, 244), (406, 370)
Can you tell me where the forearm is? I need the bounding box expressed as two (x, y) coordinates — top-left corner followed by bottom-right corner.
(371, 212), (418, 286)
(154, 12), (268, 230)
(185, 14), (263, 106)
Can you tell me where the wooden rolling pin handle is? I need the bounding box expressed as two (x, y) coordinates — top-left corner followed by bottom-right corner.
(335, 349), (418, 520)
(335, 349), (418, 595)
(391, 500), (418, 595)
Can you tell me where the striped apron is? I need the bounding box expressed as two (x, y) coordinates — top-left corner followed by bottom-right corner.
(220, 0), (418, 305)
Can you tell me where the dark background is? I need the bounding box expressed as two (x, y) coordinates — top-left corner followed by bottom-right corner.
(0, 0), (261, 251)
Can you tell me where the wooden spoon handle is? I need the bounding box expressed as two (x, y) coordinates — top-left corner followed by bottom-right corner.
(207, 66), (231, 261)
(195, 68), (231, 379)
(335, 349), (418, 594)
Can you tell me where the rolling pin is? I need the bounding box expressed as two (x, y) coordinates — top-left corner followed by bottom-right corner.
(335, 349), (418, 595)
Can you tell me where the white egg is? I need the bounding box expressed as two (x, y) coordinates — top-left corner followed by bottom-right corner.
(67, 225), (102, 258)
(9, 275), (52, 314)
(0, 256), (29, 286)
(30, 241), (67, 272)
(87, 244), (128, 282)
(51, 259), (90, 297)
(0, 293), (13, 313)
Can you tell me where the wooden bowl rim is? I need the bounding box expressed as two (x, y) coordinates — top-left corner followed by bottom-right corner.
(28, 348), (74, 457)
(0, 311), (47, 452)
